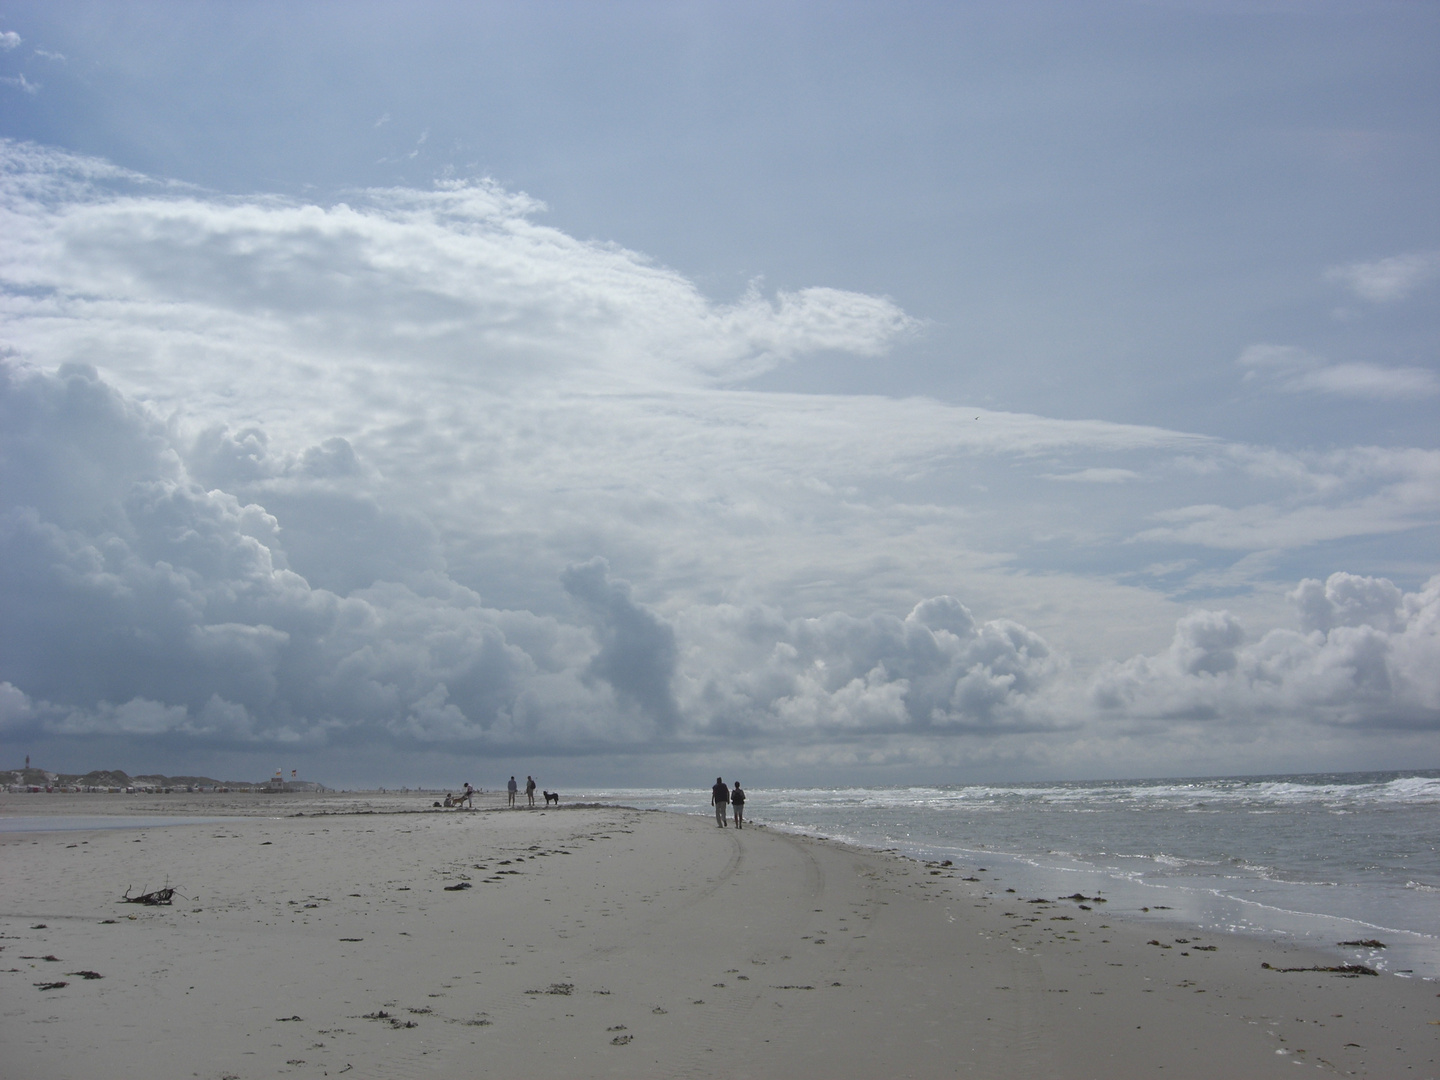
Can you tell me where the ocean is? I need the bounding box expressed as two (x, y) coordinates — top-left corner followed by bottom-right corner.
(583, 770), (1440, 981)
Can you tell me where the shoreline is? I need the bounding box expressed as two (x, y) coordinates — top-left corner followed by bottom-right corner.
(8, 788), (1432, 979)
(2, 793), (1437, 1077)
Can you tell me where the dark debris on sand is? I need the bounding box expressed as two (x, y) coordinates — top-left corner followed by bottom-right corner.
(121, 886), (177, 906)
(524, 982), (575, 996)
(1262, 962), (1378, 977)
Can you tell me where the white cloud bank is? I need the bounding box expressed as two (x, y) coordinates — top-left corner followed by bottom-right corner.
(0, 362), (1069, 757)
(1, 141), (1437, 781)
(1094, 572), (1440, 730)
(0, 140), (915, 414)
(3, 362), (1435, 780)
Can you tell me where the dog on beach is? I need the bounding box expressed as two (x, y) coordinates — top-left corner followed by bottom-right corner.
(543, 790), (559, 806)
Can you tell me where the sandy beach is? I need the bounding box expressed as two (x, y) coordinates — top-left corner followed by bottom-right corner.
(2, 792), (1436, 1079)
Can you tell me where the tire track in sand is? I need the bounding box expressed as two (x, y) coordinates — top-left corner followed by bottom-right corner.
(663, 825), (818, 1080)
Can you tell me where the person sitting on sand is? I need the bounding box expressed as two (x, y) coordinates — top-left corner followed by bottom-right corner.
(712, 777), (730, 827)
(730, 781), (745, 829)
(507, 776), (518, 807)
(526, 775), (537, 807)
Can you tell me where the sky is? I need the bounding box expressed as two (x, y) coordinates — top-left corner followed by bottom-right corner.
(1, 1), (1437, 789)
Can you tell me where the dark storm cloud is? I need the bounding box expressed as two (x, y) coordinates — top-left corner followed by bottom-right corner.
(561, 557), (682, 732)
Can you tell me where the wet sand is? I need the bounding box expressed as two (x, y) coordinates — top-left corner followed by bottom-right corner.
(1, 791), (1436, 1078)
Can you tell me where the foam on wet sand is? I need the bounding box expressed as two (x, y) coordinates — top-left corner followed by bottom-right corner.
(1, 791), (1436, 1078)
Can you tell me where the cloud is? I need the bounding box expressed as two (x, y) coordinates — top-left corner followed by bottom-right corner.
(1092, 572), (1440, 728)
(561, 557), (682, 732)
(1237, 344), (1313, 374)
(1042, 468), (1141, 483)
(0, 30), (20, 50)
(0, 361), (1066, 755)
(1327, 251), (1440, 303)
(1, 73), (38, 94)
(2, 142), (1438, 777)
(0, 141), (917, 399)
(1237, 344), (1438, 400)
(1294, 363), (1439, 399)
(0, 362), (608, 750)
(677, 595), (1063, 739)
(0, 680), (35, 725)
(4, 361), (1434, 769)
(1137, 443), (1440, 551)
(1292, 571), (1404, 634)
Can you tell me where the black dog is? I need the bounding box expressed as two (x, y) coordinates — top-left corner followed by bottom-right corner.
(543, 790), (559, 806)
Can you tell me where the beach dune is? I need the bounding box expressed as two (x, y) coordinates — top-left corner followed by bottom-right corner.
(1, 793), (1435, 1078)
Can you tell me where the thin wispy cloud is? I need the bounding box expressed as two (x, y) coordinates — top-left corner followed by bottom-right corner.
(1, 73), (39, 95)
(1237, 345), (1438, 400)
(1327, 251), (1440, 304)
(1042, 468), (1142, 484)
(1295, 363), (1439, 399)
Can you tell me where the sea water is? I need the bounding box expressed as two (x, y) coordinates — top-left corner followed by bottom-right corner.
(584, 771), (1440, 980)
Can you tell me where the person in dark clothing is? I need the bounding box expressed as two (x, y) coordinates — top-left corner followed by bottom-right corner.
(711, 777), (730, 827)
(730, 781), (746, 829)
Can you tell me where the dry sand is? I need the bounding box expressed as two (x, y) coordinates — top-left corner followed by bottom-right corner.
(2, 791), (1436, 1079)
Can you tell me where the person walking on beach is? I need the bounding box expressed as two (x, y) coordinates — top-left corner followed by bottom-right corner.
(730, 781), (745, 829)
(507, 776), (518, 807)
(711, 777), (730, 827)
(462, 782), (475, 808)
(526, 775), (537, 807)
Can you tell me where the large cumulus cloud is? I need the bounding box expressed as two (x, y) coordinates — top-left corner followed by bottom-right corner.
(0, 362), (609, 749)
(678, 595), (1062, 739)
(1092, 572), (1440, 729)
(1, 361), (1066, 758)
